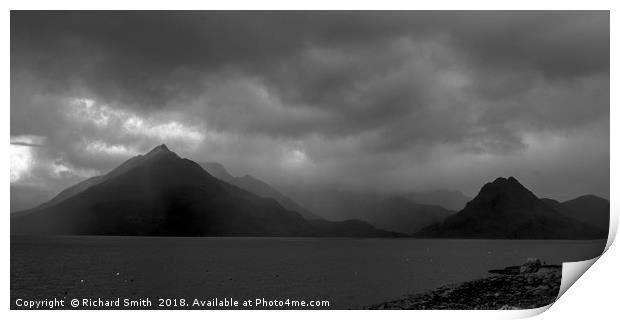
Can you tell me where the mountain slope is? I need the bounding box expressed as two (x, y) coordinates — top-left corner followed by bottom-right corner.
(415, 177), (607, 239)
(31, 146), (169, 211)
(200, 162), (324, 221)
(541, 195), (609, 231)
(12, 145), (312, 236)
(286, 188), (454, 234)
(12, 145), (391, 237)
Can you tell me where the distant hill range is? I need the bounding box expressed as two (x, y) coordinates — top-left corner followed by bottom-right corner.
(200, 162), (324, 221)
(200, 163), (456, 234)
(285, 189), (455, 234)
(11, 146), (608, 240)
(367, 196), (454, 234)
(541, 195), (610, 231)
(11, 145), (397, 237)
(415, 177), (608, 239)
(403, 190), (471, 211)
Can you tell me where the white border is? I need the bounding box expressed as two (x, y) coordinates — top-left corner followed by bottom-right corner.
(2, 2), (616, 320)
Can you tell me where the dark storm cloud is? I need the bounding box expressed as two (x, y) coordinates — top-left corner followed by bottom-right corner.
(11, 11), (608, 109)
(10, 11), (610, 209)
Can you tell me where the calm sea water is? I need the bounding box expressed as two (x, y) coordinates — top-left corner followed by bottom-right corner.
(10, 236), (606, 309)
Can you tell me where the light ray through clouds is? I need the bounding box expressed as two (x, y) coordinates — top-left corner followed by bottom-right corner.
(10, 135), (101, 186)
(10, 144), (34, 183)
(10, 135), (45, 183)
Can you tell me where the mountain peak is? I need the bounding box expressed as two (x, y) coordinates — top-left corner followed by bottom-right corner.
(466, 176), (543, 213)
(144, 144), (174, 159)
(486, 176), (527, 191)
(491, 176), (520, 185)
(149, 144), (169, 153)
(415, 176), (608, 239)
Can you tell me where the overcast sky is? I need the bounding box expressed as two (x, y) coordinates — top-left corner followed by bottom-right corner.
(10, 11), (609, 210)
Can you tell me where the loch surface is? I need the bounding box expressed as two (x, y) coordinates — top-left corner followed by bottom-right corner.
(10, 236), (606, 309)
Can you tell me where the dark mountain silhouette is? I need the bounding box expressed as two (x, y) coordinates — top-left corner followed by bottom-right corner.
(415, 177), (607, 239)
(200, 162), (324, 221)
(286, 189), (454, 234)
(404, 190), (471, 211)
(11, 145), (394, 237)
(541, 195), (609, 231)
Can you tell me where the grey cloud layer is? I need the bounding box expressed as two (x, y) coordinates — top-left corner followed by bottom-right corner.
(10, 11), (610, 206)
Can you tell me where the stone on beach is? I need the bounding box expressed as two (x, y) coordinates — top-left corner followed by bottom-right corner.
(520, 258), (542, 273)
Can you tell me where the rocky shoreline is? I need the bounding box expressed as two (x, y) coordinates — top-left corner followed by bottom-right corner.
(368, 259), (561, 310)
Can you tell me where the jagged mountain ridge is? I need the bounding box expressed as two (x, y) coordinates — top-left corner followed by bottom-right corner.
(415, 177), (607, 239)
(200, 162), (324, 221)
(11, 145), (396, 237)
(11, 146), (607, 240)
